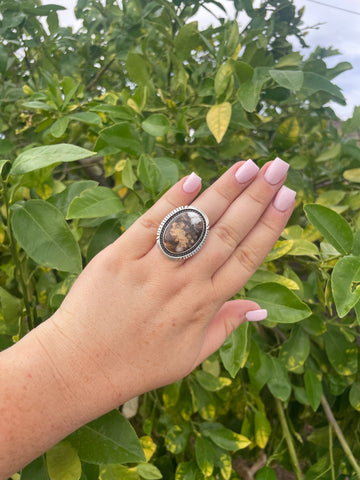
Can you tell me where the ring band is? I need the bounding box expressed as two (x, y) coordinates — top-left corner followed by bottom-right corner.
(157, 206), (209, 260)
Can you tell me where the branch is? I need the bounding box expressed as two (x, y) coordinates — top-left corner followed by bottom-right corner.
(321, 394), (360, 478)
(86, 55), (116, 91)
(275, 398), (303, 480)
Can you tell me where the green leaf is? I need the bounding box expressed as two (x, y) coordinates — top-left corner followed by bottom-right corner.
(48, 180), (98, 216)
(154, 157), (179, 190)
(20, 456), (48, 480)
(303, 72), (345, 103)
(0, 159), (11, 179)
(237, 81), (261, 112)
(332, 255), (360, 317)
(201, 422), (251, 451)
(95, 124), (142, 156)
(220, 322), (249, 378)
(279, 326), (310, 373)
(49, 117), (69, 138)
(121, 159), (137, 189)
(215, 62), (233, 99)
(194, 370), (231, 392)
(87, 219), (121, 262)
(22, 101), (57, 112)
(175, 461), (202, 480)
(165, 424), (191, 454)
(247, 341), (272, 392)
(324, 325), (358, 376)
(269, 69), (303, 91)
(137, 154), (161, 196)
(142, 114), (170, 137)
(267, 357), (291, 402)
(349, 382), (360, 411)
(254, 410), (271, 449)
(100, 465), (140, 480)
(343, 168), (360, 183)
(230, 60), (253, 83)
(126, 53), (150, 85)
(304, 370), (322, 412)
(0, 287), (22, 335)
(274, 117), (300, 148)
(68, 112), (102, 126)
(67, 186), (123, 219)
(68, 410), (145, 464)
(11, 200), (82, 274)
(255, 466), (278, 480)
(315, 144), (341, 163)
(304, 204), (353, 255)
(195, 436), (216, 477)
(11, 144), (96, 175)
(136, 463), (162, 480)
(247, 283), (311, 324)
(0, 45), (8, 74)
(162, 380), (182, 408)
(174, 22), (199, 61)
(46, 441), (81, 480)
(206, 102), (232, 143)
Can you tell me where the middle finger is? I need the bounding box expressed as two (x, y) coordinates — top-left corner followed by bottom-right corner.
(190, 157), (289, 274)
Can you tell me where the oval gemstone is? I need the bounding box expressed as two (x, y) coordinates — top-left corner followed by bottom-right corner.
(162, 210), (205, 255)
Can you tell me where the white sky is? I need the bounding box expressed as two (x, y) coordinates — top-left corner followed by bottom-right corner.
(43, 0), (360, 120)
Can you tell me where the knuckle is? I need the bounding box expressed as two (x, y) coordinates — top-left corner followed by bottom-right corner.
(245, 189), (268, 208)
(234, 245), (259, 274)
(138, 215), (159, 232)
(213, 184), (234, 205)
(215, 223), (239, 250)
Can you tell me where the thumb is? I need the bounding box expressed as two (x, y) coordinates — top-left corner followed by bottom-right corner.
(195, 300), (267, 366)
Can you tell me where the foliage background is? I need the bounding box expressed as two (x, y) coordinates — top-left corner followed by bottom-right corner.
(1, 0), (360, 478)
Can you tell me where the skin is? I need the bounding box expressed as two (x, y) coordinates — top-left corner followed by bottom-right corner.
(0, 160), (295, 478)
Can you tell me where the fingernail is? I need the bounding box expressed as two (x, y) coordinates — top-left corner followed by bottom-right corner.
(264, 157), (289, 185)
(273, 186), (296, 211)
(235, 159), (259, 184)
(183, 172), (201, 193)
(246, 309), (268, 322)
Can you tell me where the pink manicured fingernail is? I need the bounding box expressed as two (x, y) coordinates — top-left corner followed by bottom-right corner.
(264, 157), (289, 185)
(183, 172), (201, 193)
(273, 186), (296, 211)
(246, 309), (268, 322)
(235, 159), (259, 184)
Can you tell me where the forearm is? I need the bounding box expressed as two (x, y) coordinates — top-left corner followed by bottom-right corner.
(0, 314), (129, 479)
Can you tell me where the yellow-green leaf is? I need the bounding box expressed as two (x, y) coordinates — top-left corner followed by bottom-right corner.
(344, 168), (360, 183)
(206, 102), (232, 143)
(254, 410), (271, 449)
(46, 441), (81, 480)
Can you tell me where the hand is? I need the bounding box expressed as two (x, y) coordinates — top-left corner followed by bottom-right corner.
(0, 158), (295, 478)
(39, 157), (295, 412)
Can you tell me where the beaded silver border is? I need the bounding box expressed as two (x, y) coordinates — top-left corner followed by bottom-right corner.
(157, 206), (209, 260)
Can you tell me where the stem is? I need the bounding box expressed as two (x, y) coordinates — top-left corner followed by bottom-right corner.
(1, 181), (35, 332)
(275, 398), (303, 480)
(321, 394), (360, 478)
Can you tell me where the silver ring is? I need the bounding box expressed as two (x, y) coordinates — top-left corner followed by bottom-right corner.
(157, 206), (209, 260)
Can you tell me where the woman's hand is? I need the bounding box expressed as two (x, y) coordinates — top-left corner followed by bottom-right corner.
(0, 158), (295, 478)
(41, 157), (295, 408)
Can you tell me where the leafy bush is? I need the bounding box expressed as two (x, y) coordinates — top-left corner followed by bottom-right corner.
(1, 0), (360, 478)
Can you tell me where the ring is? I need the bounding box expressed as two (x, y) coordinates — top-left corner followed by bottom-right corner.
(157, 206), (209, 260)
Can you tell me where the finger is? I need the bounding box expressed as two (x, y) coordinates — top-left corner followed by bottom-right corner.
(192, 159), (259, 225)
(193, 300), (267, 366)
(212, 186), (296, 299)
(127, 159), (259, 260)
(115, 173), (202, 258)
(190, 157), (289, 274)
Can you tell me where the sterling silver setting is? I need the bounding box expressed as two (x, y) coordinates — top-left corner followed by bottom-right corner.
(157, 206), (209, 260)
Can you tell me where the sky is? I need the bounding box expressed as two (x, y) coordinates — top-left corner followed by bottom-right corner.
(43, 0), (360, 120)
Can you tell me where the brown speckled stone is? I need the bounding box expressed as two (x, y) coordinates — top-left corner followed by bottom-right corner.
(163, 211), (204, 254)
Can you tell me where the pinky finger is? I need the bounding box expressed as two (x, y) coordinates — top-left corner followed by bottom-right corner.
(192, 300), (266, 367)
